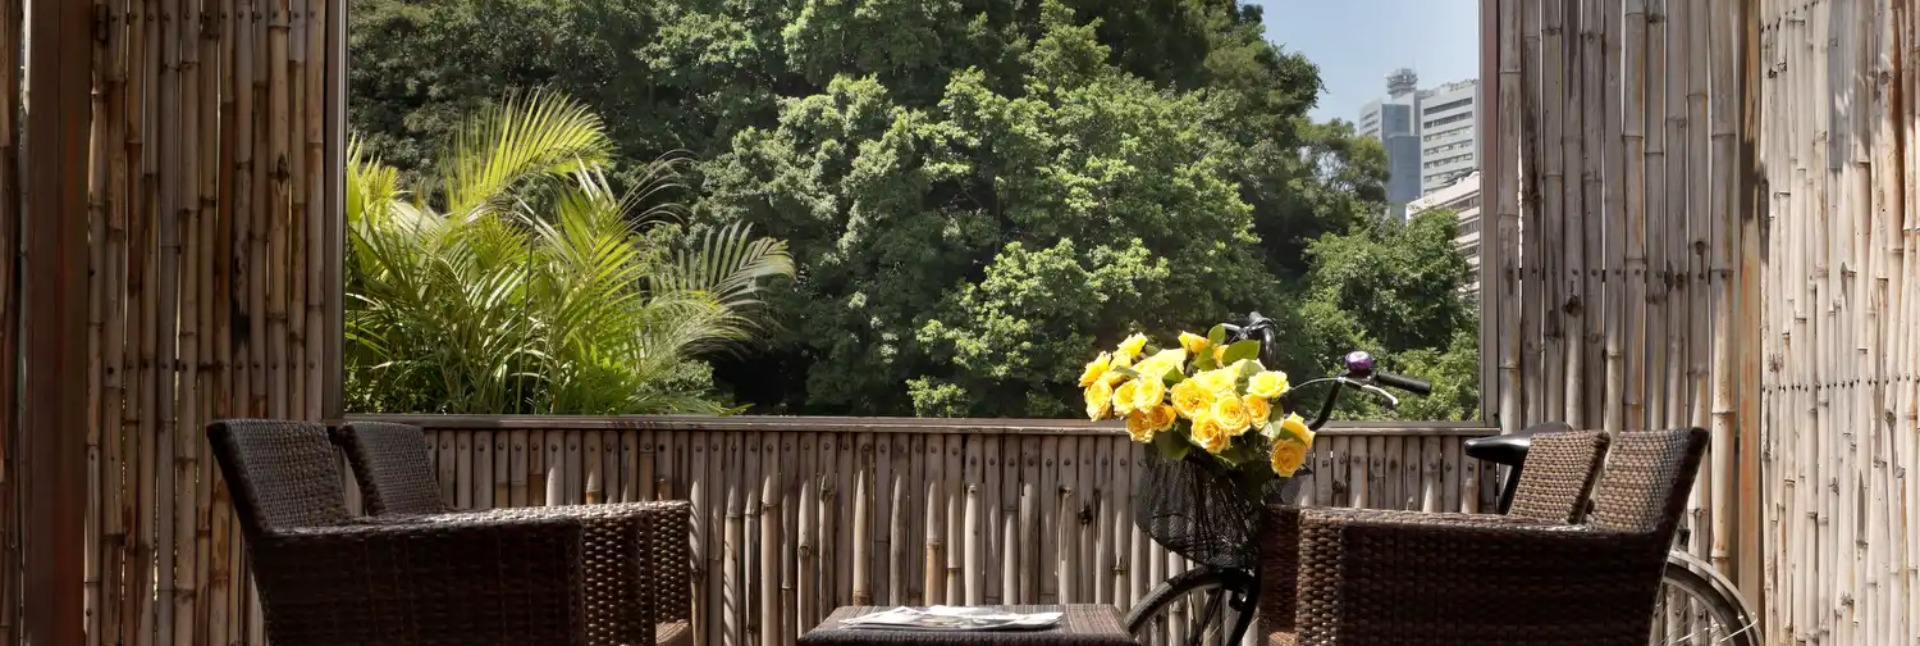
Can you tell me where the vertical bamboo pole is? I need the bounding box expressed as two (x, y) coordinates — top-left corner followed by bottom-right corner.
(722, 432), (742, 646)
(943, 437), (965, 605)
(1621, 0), (1649, 431)
(1665, 0), (1691, 432)
(1685, 0), (1716, 576)
(922, 435), (944, 606)
(1599, 0), (1626, 435)
(851, 437), (871, 606)
(1540, 0), (1568, 425)
(1584, 0), (1611, 425)
(98, 0), (132, 638)
(759, 459), (780, 646)
(797, 437), (816, 634)
(0, 0), (19, 632)
(742, 434), (763, 642)
(178, 0), (214, 634)
(154, 0), (186, 637)
(1641, 0), (1668, 430)
(1564, 0), (1591, 426)
(704, 435), (725, 644)
(1519, 0), (1544, 428)
(1493, 5), (1521, 437)
(1705, 0), (1740, 575)
(284, 0), (307, 422)
(83, 0), (113, 639)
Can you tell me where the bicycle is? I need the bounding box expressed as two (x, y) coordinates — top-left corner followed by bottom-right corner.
(1120, 316), (1765, 646)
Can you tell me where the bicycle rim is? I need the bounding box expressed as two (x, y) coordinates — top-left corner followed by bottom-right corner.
(1125, 567), (1256, 646)
(1651, 559), (1763, 646)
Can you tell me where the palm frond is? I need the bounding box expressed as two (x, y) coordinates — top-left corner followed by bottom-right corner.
(439, 89), (616, 222)
(659, 221), (796, 313)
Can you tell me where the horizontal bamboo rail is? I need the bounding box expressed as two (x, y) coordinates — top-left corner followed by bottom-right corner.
(362, 416), (1501, 645)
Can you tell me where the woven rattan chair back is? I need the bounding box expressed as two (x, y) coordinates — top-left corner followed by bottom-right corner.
(1589, 427), (1710, 535)
(1505, 429), (1612, 524)
(333, 421), (450, 515)
(207, 419), (351, 537)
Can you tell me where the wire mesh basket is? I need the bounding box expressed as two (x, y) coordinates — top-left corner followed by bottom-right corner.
(1132, 446), (1306, 570)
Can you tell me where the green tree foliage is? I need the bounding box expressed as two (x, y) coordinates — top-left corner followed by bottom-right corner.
(347, 0), (1470, 419)
(1297, 209), (1481, 421)
(345, 92), (794, 414)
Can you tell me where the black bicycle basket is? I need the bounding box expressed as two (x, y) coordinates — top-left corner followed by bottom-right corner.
(1132, 446), (1306, 570)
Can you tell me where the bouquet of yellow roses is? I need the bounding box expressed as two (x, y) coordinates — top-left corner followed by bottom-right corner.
(1081, 327), (1316, 479)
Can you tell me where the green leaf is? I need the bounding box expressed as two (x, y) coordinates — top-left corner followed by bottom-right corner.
(1259, 420), (1284, 441)
(1162, 369), (1187, 387)
(1221, 340), (1260, 365)
(1153, 429), (1191, 461)
(1207, 324), (1227, 346)
(1110, 366), (1141, 379)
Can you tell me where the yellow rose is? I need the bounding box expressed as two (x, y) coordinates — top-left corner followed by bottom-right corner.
(1278, 412), (1314, 445)
(1103, 352), (1133, 386)
(1117, 333), (1148, 361)
(1193, 369), (1237, 397)
(1085, 380), (1114, 421)
(1189, 415), (1232, 454)
(1270, 439), (1310, 477)
(1113, 380), (1140, 415)
(1079, 352), (1112, 387)
(1133, 348), (1187, 380)
(1247, 370), (1290, 399)
(1170, 379), (1214, 419)
(1210, 395), (1253, 435)
(1212, 345), (1227, 365)
(1125, 410), (1156, 443)
(1149, 404), (1178, 431)
(1132, 377), (1166, 411)
(1243, 395), (1272, 425)
(1179, 331), (1210, 354)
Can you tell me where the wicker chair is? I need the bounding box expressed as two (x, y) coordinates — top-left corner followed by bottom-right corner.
(1258, 428), (1612, 634)
(1273, 427), (1707, 645)
(207, 419), (589, 645)
(333, 421), (693, 646)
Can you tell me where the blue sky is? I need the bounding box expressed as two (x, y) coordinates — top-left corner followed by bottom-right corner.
(1248, 0), (1481, 123)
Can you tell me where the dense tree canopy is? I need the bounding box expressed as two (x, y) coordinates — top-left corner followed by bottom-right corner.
(348, 0), (1473, 419)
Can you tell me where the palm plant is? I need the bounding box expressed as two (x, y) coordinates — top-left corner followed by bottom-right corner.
(345, 91), (793, 414)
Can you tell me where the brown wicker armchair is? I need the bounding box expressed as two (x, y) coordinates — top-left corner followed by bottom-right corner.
(207, 419), (589, 646)
(1258, 428), (1612, 634)
(333, 421), (693, 646)
(1276, 427), (1707, 645)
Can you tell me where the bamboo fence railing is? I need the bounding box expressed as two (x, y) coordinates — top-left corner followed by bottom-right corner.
(354, 417), (1500, 646)
(0, 0), (1916, 645)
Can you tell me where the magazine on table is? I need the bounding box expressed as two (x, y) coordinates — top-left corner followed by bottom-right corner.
(841, 606), (1062, 631)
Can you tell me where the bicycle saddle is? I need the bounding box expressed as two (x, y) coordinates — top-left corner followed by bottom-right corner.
(1463, 421), (1574, 467)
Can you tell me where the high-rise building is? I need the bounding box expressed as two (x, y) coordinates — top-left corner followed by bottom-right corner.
(1356, 70), (1480, 221)
(1407, 172), (1489, 301)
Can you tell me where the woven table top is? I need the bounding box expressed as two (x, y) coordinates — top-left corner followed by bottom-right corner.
(797, 605), (1133, 645)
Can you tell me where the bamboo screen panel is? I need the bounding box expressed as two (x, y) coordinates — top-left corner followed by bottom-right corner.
(67, 0), (345, 644)
(1491, 0), (1920, 643)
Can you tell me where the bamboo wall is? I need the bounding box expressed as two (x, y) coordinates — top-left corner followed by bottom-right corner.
(64, 0), (345, 644)
(368, 417), (1498, 646)
(1487, 0), (1920, 644)
(1486, 0), (1759, 598)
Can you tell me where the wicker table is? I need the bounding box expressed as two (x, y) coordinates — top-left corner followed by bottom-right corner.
(797, 605), (1134, 645)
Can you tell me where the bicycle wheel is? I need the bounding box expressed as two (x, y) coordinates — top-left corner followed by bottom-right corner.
(1650, 552), (1763, 646)
(1124, 566), (1258, 646)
